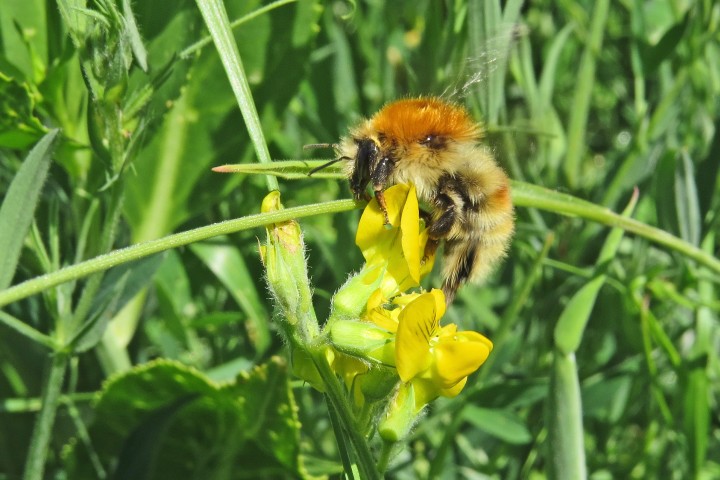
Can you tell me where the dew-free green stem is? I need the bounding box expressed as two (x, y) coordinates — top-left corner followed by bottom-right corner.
(216, 161), (720, 275)
(325, 395), (356, 479)
(65, 179), (125, 342)
(0, 311), (57, 350)
(181, 0), (297, 58)
(548, 352), (587, 480)
(22, 353), (68, 480)
(511, 181), (720, 274)
(0, 200), (359, 309)
(195, 0), (279, 191)
(311, 346), (380, 480)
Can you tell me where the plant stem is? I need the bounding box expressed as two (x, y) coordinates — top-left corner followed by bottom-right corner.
(548, 351), (587, 480)
(377, 441), (394, 474)
(311, 346), (380, 480)
(0, 199), (359, 308)
(511, 181), (720, 274)
(22, 353), (68, 480)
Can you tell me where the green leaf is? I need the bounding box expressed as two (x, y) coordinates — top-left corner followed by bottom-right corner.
(696, 117), (720, 225)
(0, 0), (49, 80)
(70, 253), (166, 352)
(581, 374), (633, 422)
(64, 357), (305, 479)
(638, 13), (689, 74)
(462, 406), (532, 445)
(684, 365), (710, 477)
(554, 191), (637, 354)
(113, 394), (200, 480)
(191, 241), (271, 355)
(121, 0), (148, 72)
(0, 129), (58, 290)
(674, 151), (701, 246)
(655, 149), (702, 246)
(195, 0), (278, 191)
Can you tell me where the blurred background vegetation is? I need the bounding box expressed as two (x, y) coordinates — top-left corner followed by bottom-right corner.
(0, 0), (718, 478)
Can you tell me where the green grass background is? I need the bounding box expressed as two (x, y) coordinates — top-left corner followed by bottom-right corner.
(0, 0), (718, 478)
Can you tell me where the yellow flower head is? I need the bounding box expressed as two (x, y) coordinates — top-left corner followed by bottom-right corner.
(355, 184), (436, 296)
(329, 184), (435, 320)
(394, 289), (493, 409)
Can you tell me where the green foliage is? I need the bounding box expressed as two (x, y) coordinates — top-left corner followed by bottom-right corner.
(64, 358), (305, 479)
(1, 0), (719, 479)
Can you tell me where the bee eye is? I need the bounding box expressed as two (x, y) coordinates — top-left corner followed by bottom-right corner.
(420, 134), (446, 149)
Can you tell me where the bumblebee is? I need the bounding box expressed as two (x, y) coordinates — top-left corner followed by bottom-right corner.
(310, 97), (514, 303)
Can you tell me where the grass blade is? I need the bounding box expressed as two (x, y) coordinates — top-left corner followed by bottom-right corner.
(0, 129), (59, 289)
(194, 0), (278, 191)
(563, 0), (610, 188)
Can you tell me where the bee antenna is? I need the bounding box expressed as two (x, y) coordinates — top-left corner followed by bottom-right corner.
(308, 156), (349, 176)
(303, 143), (337, 150)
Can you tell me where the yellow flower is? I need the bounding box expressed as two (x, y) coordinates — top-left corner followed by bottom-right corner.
(394, 289), (493, 409)
(329, 184), (435, 320)
(333, 287), (492, 408)
(355, 184), (436, 296)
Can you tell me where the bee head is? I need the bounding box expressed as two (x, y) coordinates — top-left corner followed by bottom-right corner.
(350, 138), (380, 200)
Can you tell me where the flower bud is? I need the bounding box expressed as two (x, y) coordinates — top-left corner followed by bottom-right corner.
(261, 191), (319, 340)
(378, 383), (421, 443)
(329, 319), (395, 366)
(330, 263), (384, 320)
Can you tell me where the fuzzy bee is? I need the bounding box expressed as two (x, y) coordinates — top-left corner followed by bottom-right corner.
(309, 97), (514, 304)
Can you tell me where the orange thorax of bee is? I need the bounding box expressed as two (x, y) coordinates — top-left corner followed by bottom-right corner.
(371, 98), (481, 146)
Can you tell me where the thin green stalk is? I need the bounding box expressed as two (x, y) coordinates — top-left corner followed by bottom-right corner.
(0, 311), (57, 349)
(0, 199), (359, 309)
(195, 0), (279, 191)
(215, 161), (720, 275)
(181, 0), (297, 58)
(325, 394), (356, 480)
(638, 303), (674, 423)
(311, 346), (380, 480)
(376, 441), (394, 475)
(548, 352), (587, 480)
(22, 353), (68, 480)
(511, 181), (720, 274)
(64, 179), (125, 343)
(0, 392), (95, 413)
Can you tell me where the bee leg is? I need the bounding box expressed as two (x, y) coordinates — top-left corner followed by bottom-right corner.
(374, 187), (391, 224)
(423, 238), (440, 263)
(427, 194), (457, 240)
(371, 156), (395, 225)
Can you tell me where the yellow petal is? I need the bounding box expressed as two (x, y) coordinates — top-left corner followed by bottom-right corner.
(400, 184), (421, 283)
(433, 331), (493, 388)
(356, 184), (409, 258)
(439, 377), (467, 398)
(395, 293), (437, 382)
(428, 289), (446, 320)
(418, 229), (436, 278)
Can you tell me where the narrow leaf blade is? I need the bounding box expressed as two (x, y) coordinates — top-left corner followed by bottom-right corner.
(0, 129), (59, 289)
